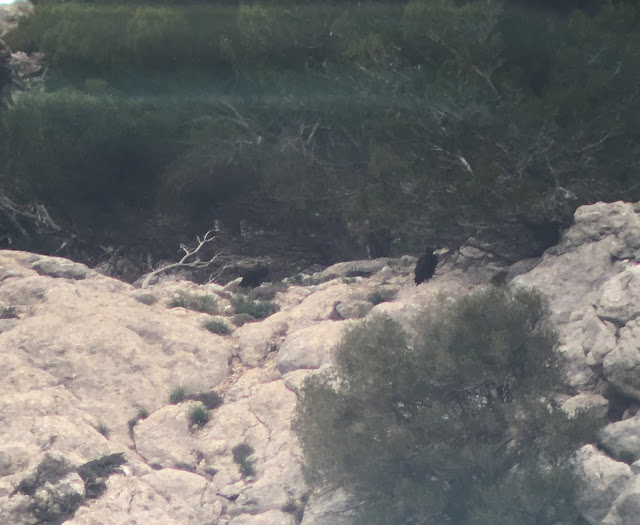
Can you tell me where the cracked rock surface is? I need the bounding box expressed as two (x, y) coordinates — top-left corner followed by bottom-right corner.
(4, 201), (640, 523)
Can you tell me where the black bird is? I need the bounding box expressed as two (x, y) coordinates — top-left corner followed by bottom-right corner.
(414, 246), (438, 285)
(240, 264), (269, 288)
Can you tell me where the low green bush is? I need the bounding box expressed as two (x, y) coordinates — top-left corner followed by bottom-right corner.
(294, 287), (599, 525)
(96, 423), (109, 438)
(232, 295), (278, 320)
(127, 406), (149, 431)
(169, 386), (188, 404)
(232, 443), (256, 477)
(0, 306), (19, 319)
(188, 402), (210, 429)
(168, 292), (218, 314)
(203, 318), (233, 335)
(366, 289), (396, 305)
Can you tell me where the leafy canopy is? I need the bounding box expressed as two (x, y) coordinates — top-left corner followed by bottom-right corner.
(294, 287), (597, 524)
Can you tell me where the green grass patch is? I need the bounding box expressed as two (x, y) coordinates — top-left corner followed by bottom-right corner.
(168, 292), (218, 314)
(232, 295), (278, 320)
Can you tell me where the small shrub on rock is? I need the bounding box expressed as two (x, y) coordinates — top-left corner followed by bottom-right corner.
(232, 443), (256, 477)
(203, 317), (233, 335)
(0, 305), (19, 319)
(367, 289), (396, 305)
(127, 406), (149, 431)
(232, 295), (278, 320)
(189, 391), (223, 410)
(188, 402), (210, 429)
(294, 287), (598, 525)
(96, 423), (110, 438)
(168, 292), (218, 314)
(169, 386), (188, 404)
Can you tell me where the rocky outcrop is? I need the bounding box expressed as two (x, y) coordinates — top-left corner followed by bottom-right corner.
(3, 201), (640, 523)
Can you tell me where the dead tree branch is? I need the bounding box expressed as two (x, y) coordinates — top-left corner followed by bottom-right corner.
(140, 230), (221, 289)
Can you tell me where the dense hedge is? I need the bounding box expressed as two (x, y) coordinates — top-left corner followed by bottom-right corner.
(2, 0), (640, 259)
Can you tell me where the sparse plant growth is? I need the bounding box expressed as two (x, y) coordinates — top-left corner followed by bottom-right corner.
(0, 305), (19, 319)
(232, 295), (278, 320)
(203, 318), (232, 335)
(188, 391), (223, 410)
(169, 386), (188, 404)
(168, 292), (218, 315)
(188, 402), (210, 429)
(295, 287), (599, 525)
(232, 443), (256, 477)
(367, 289), (396, 305)
(96, 423), (109, 438)
(128, 406), (149, 431)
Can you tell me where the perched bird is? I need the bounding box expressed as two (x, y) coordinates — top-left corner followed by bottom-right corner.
(240, 264), (269, 288)
(414, 246), (438, 285)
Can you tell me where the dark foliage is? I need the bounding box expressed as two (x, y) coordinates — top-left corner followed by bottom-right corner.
(294, 287), (599, 524)
(232, 443), (256, 477)
(77, 453), (126, 499)
(2, 0), (640, 266)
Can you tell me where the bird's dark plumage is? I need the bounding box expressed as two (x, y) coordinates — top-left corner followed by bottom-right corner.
(240, 264), (269, 288)
(414, 247), (438, 285)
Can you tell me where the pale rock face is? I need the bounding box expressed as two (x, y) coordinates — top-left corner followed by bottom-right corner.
(602, 476), (640, 525)
(6, 201), (640, 523)
(276, 321), (346, 374)
(575, 445), (634, 524)
(599, 413), (640, 462)
(561, 393), (609, 420)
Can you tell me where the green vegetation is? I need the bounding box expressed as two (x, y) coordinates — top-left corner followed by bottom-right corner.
(232, 443), (256, 477)
(188, 402), (210, 429)
(2, 1), (639, 261)
(127, 406), (150, 430)
(367, 289), (396, 305)
(95, 423), (110, 438)
(169, 386), (188, 404)
(203, 317), (233, 335)
(294, 287), (598, 525)
(0, 306), (19, 319)
(232, 295), (279, 320)
(168, 292), (218, 315)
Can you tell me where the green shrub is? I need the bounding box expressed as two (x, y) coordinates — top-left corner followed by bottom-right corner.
(0, 306), (19, 319)
(203, 318), (233, 335)
(168, 292), (218, 314)
(96, 423), (109, 438)
(232, 443), (256, 477)
(127, 406), (149, 430)
(366, 289), (396, 305)
(188, 402), (210, 429)
(232, 295), (279, 320)
(294, 287), (598, 525)
(169, 386), (188, 404)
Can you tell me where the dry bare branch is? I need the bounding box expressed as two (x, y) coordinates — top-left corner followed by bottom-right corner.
(140, 230), (221, 289)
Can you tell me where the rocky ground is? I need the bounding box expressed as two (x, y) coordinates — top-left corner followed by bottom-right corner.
(1, 201), (640, 524)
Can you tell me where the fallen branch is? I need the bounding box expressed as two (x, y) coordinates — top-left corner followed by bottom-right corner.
(140, 230), (221, 289)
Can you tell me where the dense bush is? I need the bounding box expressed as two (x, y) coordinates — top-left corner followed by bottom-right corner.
(203, 318), (233, 335)
(3, 0), (640, 261)
(294, 287), (598, 524)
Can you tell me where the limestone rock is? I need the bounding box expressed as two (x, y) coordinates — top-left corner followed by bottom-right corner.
(276, 321), (346, 374)
(599, 413), (640, 463)
(574, 445), (635, 524)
